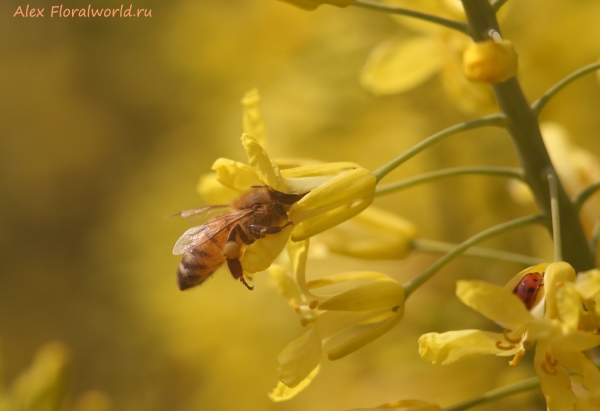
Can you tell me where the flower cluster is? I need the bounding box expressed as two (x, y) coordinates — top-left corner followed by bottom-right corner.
(419, 262), (600, 409)
(268, 239), (406, 401)
(188, 90), (416, 399)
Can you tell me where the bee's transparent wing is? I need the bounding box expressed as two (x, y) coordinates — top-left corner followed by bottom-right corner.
(166, 205), (231, 224)
(172, 209), (254, 255)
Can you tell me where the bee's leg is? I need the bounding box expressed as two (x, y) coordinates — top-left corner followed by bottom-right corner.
(226, 258), (253, 290)
(246, 221), (293, 239)
(224, 224), (254, 290)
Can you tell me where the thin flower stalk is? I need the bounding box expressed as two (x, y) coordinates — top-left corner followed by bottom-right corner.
(351, 0), (469, 34)
(375, 166), (523, 197)
(372, 114), (507, 183)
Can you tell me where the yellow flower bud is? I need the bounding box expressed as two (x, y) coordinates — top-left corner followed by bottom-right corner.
(462, 39), (518, 83)
(318, 206), (417, 260)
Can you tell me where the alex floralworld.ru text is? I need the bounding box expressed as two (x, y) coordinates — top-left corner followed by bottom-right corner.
(14, 4), (152, 18)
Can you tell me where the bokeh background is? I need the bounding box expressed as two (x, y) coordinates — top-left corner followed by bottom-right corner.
(1, 0), (600, 410)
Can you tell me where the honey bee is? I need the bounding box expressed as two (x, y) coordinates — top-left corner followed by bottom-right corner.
(172, 186), (307, 291)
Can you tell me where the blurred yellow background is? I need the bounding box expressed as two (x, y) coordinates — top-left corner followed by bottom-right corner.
(1, 0), (600, 410)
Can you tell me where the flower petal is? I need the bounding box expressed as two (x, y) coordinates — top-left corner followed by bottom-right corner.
(211, 158), (263, 192)
(291, 168), (376, 218)
(327, 310), (403, 360)
(544, 262), (577, 320)
(318, 206), (417, 260)
(277, 326), (322, 388)
(574, 269), (600, 300)
(280, 162), (360, 178)
(241, 89), (267, 147)
(534, 341), (577, 411)
(315, 309), (392, 340)
(241, 133), (283, 190)
(291, 195), (375, 241)
(360, 37), (446, 96)
(554, 349), (600, 406)
(241, 225), (293, 274)
(318, 279), (404, 312)
(307, 271), (389, 289)
(456, 281), (533, 330)
(556, 283), (583, 330)
(268, 365), (320, 402)
(527, 318), (600, 352)
(196, 172), (241, 204)
(268, 264), (302, 303)
(418, 330), (521, 365)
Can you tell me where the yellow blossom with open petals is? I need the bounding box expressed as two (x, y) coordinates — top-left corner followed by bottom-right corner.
(419, 262), (600, 410)
(191, 90), (376, 277)
(270, 240), (405, 395)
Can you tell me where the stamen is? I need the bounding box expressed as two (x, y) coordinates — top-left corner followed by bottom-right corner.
(309, 300), (319, 310)
(509, 349), (525, 366)
(496, 341), (516, 350)
(289, 298), (302, 313)
(503, 329), (522, 344)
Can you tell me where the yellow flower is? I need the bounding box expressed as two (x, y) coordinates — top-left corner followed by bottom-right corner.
(277, 0), (356, 10)
(360, 0), (498, 113)
(419, 262), (600, 410)
(194, 90), (376, 276)
(462, 40), (518, 84)
(268, 240), (405, 399)
(317, 206), (418, 260)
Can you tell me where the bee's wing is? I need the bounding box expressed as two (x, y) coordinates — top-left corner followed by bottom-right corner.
(172, 209), (254, 255)
(166, 205), (231, 224)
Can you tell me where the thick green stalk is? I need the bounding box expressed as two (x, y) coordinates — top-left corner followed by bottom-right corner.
(461, 0), (595, 272)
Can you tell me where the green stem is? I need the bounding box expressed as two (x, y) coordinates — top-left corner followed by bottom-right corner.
(403, 215), (545, 298)
(547, 171), (562, 261)
(375, 166), (523, 197)
(531, 62), (600, 116)
(413, 238), (545, 266)
(490, 0), (511, 12)
(351, 0), (469, 34)
(461, 0), (595, 272)
(573, 180), (600, 212)
(589, 220), (600, 259)
(372, 115), (507, 183)
(444, 375), (540, 411)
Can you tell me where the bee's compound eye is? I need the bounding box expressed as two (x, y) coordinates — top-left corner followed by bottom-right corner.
(223, 241), (241, 260)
